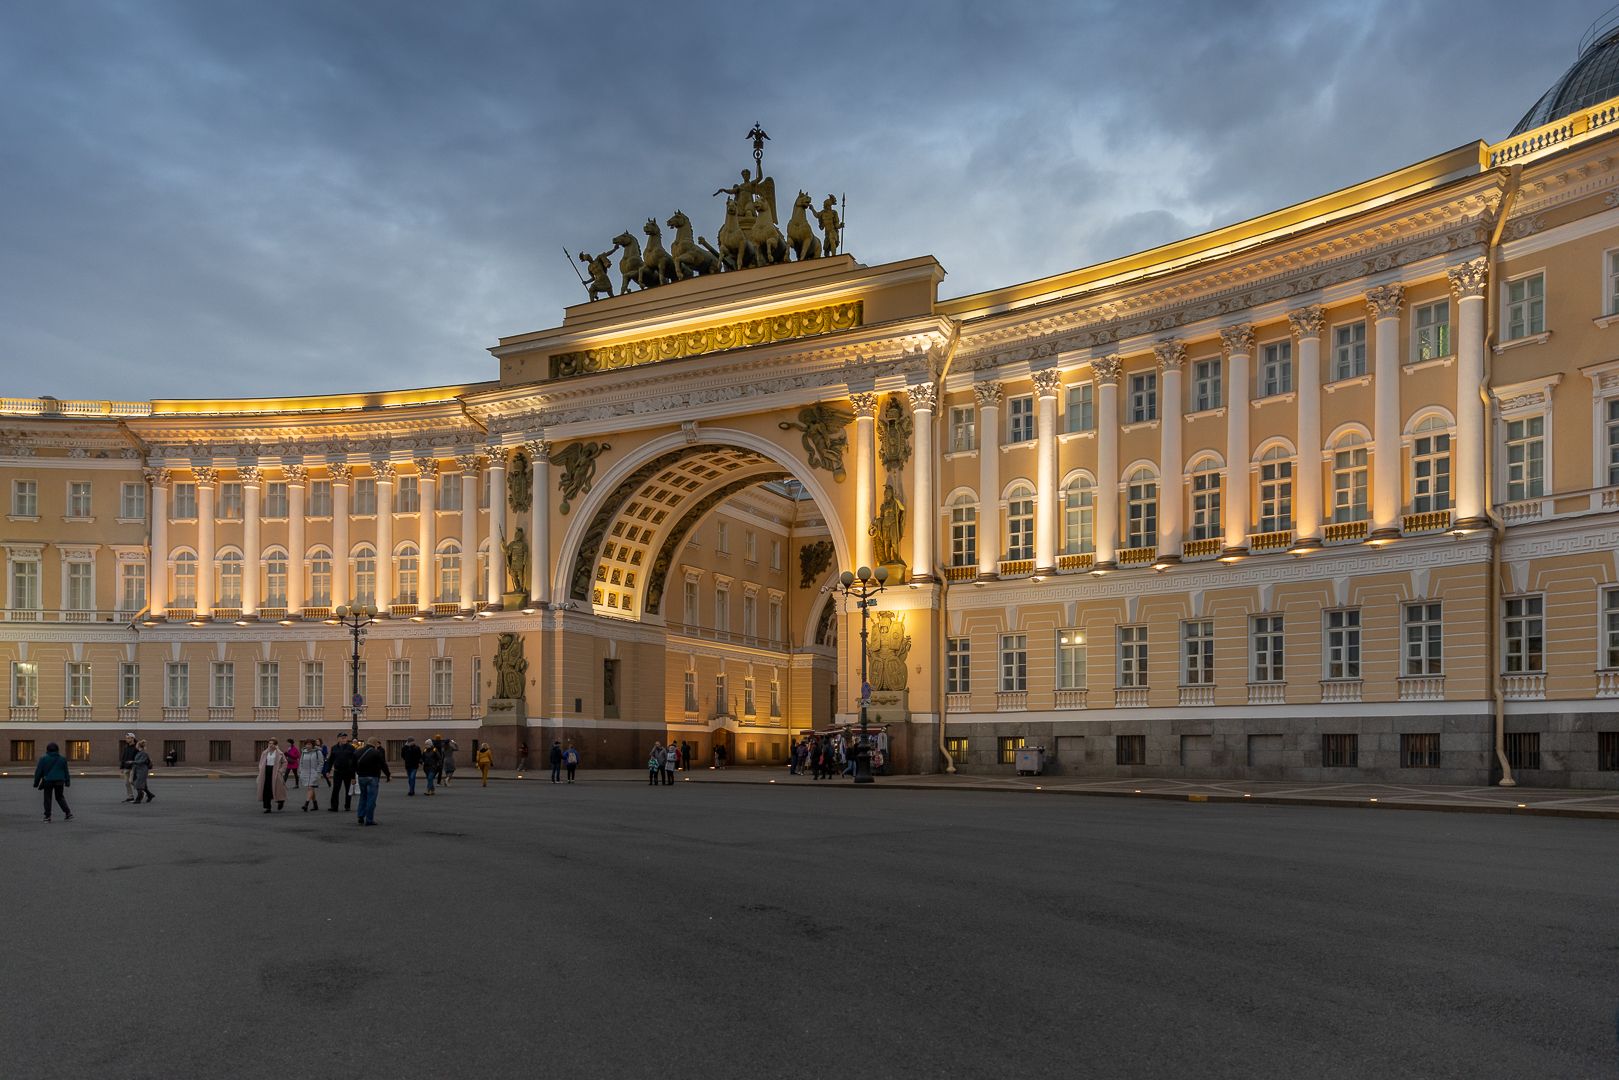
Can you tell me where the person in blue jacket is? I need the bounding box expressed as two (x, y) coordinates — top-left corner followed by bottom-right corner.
(33, 742), (73, 822)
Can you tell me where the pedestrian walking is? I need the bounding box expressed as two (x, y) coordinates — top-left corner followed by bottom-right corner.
(297, 739), (323, 810)
(648, 742), (664, 785)
(400, 737), (423, 796)
(131, 740), (156, 804)
(353, 737), (392, 826)
(33, 742), (72, 822)
(549, 740), (563, 784)
(476, 743), (493, 787)
(681, 740), (692, 771)
(442, 736), (459, 786)
(282, 739), (301, 788)
(662, 742), (677, 786)
(324, 732), (357, 812)
(257, 738), (288, 813)
(715, 743), (728, 770)
(563, 742), (579, 783)
(421, 739), (441, 795)
(515, 742), (529, 776)
(119, 732), (138, 802)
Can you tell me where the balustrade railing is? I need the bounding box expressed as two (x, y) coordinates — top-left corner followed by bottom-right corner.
(1178, 684), (1214, 706)
(208, 707), (234, 721)
(10, 706), (39, 723)
(1320, 679), (1363, 704)
(997, 558), (1035, 578)
(253, 707), (278, 722)
(1597, 670), (1619, 699)
(162, 707), (190, 722)
(1054, 688), (1088, 709)
(1324, 520), (1368, 544)
(1250, 529), (1293, 553)
(946, 692), (970, 713)
(1500, 673), (1546, 700)
(64, 705), (93, 722)
(1114, 686), (1149, 708)
(995, 690), (1027, 712)
(945, 564), (977, 582)
(1247, 682), (1286, 705)
(1402, 510), (1452, 535)
(1182, 538), (1220, 560)
(1119, 546), (1156, 566)
(1056, 552), (1095, 572)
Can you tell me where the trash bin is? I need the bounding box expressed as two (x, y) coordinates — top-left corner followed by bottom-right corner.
(1014, 746), (1045, 776)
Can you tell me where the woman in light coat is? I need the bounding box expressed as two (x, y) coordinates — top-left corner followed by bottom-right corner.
(297, 738), (324, 811)
(257, 738), (288, 813)
(131, 740), (156, 804)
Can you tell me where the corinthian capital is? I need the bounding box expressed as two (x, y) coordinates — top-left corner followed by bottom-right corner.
(237, 465), (261, 486)
(906, 381), (938, 412)
(282, 464), (308, 484)
(1447, 257), (1488, 300)
(1153, 340), (1187, 372)
(523, 439), (551, 463)
(372, 460), (397, 482)
(972, 382), (1003, 408)
(1091, 355), (1122, 385)
(1218, 325), (1254, 357)
(327, 462), (352, 483)
(456, 453), (485, 473)
(1287, 306), (1324, 338)
(414, 457), (439, 480)
(1031, 369), (1062, 397)
(143, 468), (172, 487)
(192, 466), (218, 485)
(1365, 284), (1405, 321)
(849, 391), (879, 418)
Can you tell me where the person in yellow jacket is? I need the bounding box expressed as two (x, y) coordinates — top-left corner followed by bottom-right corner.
(476, 743), (494, 787)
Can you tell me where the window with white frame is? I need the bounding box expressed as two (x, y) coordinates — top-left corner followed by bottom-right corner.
(1189, 461), (1222, 542)
(388, 659), (410, 707)
(949, 405), (976, 452)
(308, 479), (333, 517)
(1260, 341), (1293, 396)
(1257, 446), (1293, 533)
(1607, 398), (1619, 488)
(66, 662), (91, 708)
(164, 662), (188, 708)
(1128, 372), (1157, 423)
(12, 479), (38, 518)
(1410, 419), (1452, 513)
(683, 670), (697, 712)
(1505, 415), (1545, 502)
(479, 470), (491, 510)
(301, 661), (324, 708)
(351, 544), (377, 606)
(437, 542), (460, 603)
(947, 638), (971, 694)
(217, 482), (243, 521)
(768, 597), (782, 642)
(352, 477), (377, 515)
(1117, 625), (1148, 688)
(715, 585), (730, 632)
(769, 676), (781, 716)
(394, 476), (420, 513)
(1251, 615), (1284, 683)
(170, 551), (197, 605)
(1332, 321), (1367, 380)
(119, 662), (140, 707)
(119, 561), (146, 613)
(742, 592), (757, 638)
(1125, 468), (1158, 549)
(171, 482), (196, 520)
(715, 673), (728, 713)
(66, 481), (92, 519)
(1505, 272), (1545, 340)
(1066, 383), (1094, 432)
(743, 677), (756, 716)
(210, 661), (234, 708)
(949, 495), (978, 567)
(308, 547), (333, 607)
(120, 482), (146, 521)
(263, 550), (288, 607)
(65, 559), (93, 611)
(263, 482), (288, 519)
(770, 539), (783, 570)
(431, 657), (453, 707)
(215, 550), (243, 606)
(999, 634), (1028, 692)
(1404, 602), (1443, 676)
(1182, 620), (1214, 685)
(1007, 395), (1035, 443)
(1063, 477), (1094, 553)
(1325, 609), (1361, 680)
(1192, 358), (1222, 411)
(1608, 250), (1619, 316)
(1503, 595), (1544, 673)
(257, 662), (279, 709)
(1332, 434), (1370, 522)
(683, 578), (700, 625)
(437, 477), (462, 511)
(1057, 628), (1087, 690)
(1604, 589), (1619, 669)
(1412, 300), (1451, 361)
(12, 660), (39, 707)
(1005, 485), (1034, 560)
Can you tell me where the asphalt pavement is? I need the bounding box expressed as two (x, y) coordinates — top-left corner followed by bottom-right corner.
(1, 773), (1614, 1079)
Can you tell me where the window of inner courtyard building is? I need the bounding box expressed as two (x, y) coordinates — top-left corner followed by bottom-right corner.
(1324, 609), (1361, 681)
(1251, 615), (1284, 684)
(432, 658), (453, 707)
(1332, 321), (1367, 380)
(120, 663), (139, 708)
(1128, 372), (1157, 423)
(1412, 300), (1451, 361)
(1117, 625), (1148, 688)
(301, 661), (323, 708)
(1505, 272), (1545, 340)
(1007, 394), (1034, 443)
(949, 405), (976, 452)
(1260, 340), (1293, 396)
(1000, 634), (1028, 692)
(1182, 620), (1214, 686)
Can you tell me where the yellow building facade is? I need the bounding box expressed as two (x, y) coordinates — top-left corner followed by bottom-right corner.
(8, 63), (1619, 785)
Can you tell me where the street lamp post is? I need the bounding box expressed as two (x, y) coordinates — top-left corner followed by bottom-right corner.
(328, 605), (377, 740)
(832, 565), (888, 784)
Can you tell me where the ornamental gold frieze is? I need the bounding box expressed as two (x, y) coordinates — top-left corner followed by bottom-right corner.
(547, 300), (863, 381)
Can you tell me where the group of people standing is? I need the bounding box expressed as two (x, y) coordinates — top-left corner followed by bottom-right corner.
(646, 740), (694, 785)
(789, 733), (878, 780)
(253, 732), (479, 826)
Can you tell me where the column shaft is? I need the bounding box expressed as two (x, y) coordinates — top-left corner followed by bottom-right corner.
(1034, 373), (1060, 569)
(909, 385), (937, 576)
(1094, 360), (1121, 566)
(459, 465), (478, 611)
(375, 472), (395, 608)
(1291, 308), (1324, 543)
(331, 473), (351, 610)
(1368, 286), (1405, 534)
(149, 476), (169, 616)
(531, 447), (550, 606)
(1453, 277), (1488, 524)
(488, 457), (507, 606)
(286, 473), (306, 613)
(1155, 345), (1185, 558)
(1220, 328), (1253, 550)
(196, 475), (216, 614)
(852, 393), (878, 571)
(241, 476), (261, 615)
(974, 383), (1001, 575)
(418, 471), (436, 607)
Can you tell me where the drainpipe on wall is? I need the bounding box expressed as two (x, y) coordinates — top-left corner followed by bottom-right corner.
(937, 557), (955, 773)
(1483, 164), (1521, 787)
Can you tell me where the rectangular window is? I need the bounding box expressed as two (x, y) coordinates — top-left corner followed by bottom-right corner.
(769, 677), (781, 717)
(1412, 300), (1451, 361)
(308, 479), (333, 517)
(66, 739), (91, 761)
(949, 405), (977, 452)
(945, 736), (970, 763)
(1322, 733), (1359, 768)
(217, 482), (243, 520)
(208, 740), (232, 763)
(11, 479), (38, 517)
(1599, 731), (1619, 771)
(1007, 395), (1035, 443)
(1057, 628), (1087, 690)
(1257, 456), (1293, 533)
(11, 739), (36, 762)
(431, 657), (453, 707)
(302, 661), (324, 708)
(1126, 473), (1157, 549)
(119, 662), (140, 707)
(394, 476), (420, 513)
(1192, 358), (1222, 411)
(256, 662), (279, 709)
(1117, 625), (1148, 688)
(744, 530), (757, 562)
(1332, 321), (1367, 380)
(743, 677), (755, 716)
(768, 597), (782, 643)
(1066, 383), (1094, 432)
(1504, 416), (1545, 502)
(120, 482), (147, 521)
(437, 477), (462, 511)
(1404, 602), (1443, 676)
(1251, 615), (1284, 683)
(164, 662), (188, 709)
(66, 481), (92, 518)
(210, 662), (234, 709)
(1503, 595), (1544, 673)
(716, 522), (730, 554)
(1324, 609), (1361, 681)
(1260, 341), (1293, 396)
(480, 470), (491, 510)
(1116, 734), (1146, 766)
(683, 579), (700, 626)
(770, 539), (783, 570)
(171, 482), (196, 520)
(742, 593), (757, 638)
(1608, 250), (1619, 316)
(65, 662), (91, 707)
(1505, 273), (1545, 340)
(683, 670), (697, 713)
(997, 736), (1026, 765)
(715, 673), (727, 714)
(1181, 620), (1214, 686)
(353, 478), (377, 515)
(11, 557), (41, 611)
(388, 660), (410, 707)
(119, 562), (146, 613)
(1128, 372), (1157, 423)
(950, 502), (977, 567)
(1401, 733), (1441, 769)
(263, 481), (288, 518)
(946, 638), (971, 695)
(1333, 445), (1369, 522)
(1190, 469), (1221, 542)
(715, 586), (730, 632)
(1411, 431), (1452, 513)
(1505, 731), (1541, 771)
(66, 560), (94, 611)
(1608, 398), (1619, 488)
(999, 634), (1028, 692)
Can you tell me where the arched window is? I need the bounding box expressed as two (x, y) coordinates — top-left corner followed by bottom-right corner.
(171, 550), (197, 606)
(1257, 445), (1294, 534)
(1005, 484), (1035, 560)
(1330, 432), (1369, 523)
(948, 493), (977, 568)
(395, 542), (420, 606)
(307, 546), (333, 607)
(1410, 415), (1452, 513)
(216, 549), (244, 606)
(262, 548), (288, 607)
(1126, 468), (1158, 550)
(1063, 476), (1094, 554)
(352, 544), (377, 607)
(437, 540), (461, 604)
(1188, 459), (1222, 542)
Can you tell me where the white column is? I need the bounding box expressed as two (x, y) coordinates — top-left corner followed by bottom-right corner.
(908, 383), (937, 577)
(329, 463), (351, 610)
(527, 441), (550, 606)
(194, 467), (216, 615)
(851, 392), (879, 571)
(487, 449), (507, 607)
(1153, 342), (1185, 559)
(240, 466), (261, 616)
(1289, 308), (1325, 544)
(973, 382), (1001, 575)
(1368, 284), (1405, 535)
(1093, 358), (1121, 567)
(1449, 258), (1489, 525)
(285, 465), (306, 614)
(457, 454), (480, 612)
(416, 458), (437, 609)
(374, 461), (396, 608)
(1033, 370), (1061, 570)
(1220, 326), (1253, 550)
(147, 469), (169, 617)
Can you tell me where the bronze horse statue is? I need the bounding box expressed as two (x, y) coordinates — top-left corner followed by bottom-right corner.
(639, 218), (679, 287)
(667, 210), (722, 278)
(611, 230), (645, 293)
(788, 190), (822, 261)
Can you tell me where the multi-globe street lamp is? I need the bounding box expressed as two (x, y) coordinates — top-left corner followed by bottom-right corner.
(327, 605), (377, 740)
(832, 564), (888, 784)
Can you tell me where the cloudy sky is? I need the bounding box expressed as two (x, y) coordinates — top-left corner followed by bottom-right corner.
(0, 0), (1601, 401)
